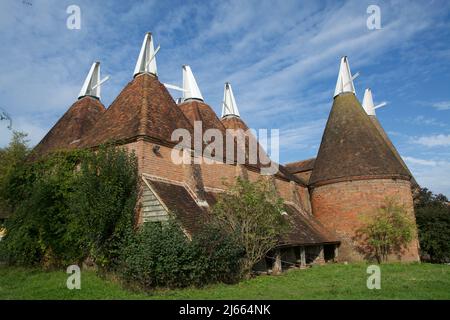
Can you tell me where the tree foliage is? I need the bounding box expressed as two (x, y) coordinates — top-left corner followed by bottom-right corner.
(211, 177), (287, 275)
(0, 142), (138, 269)
(414, 187), (450, 263)
(356, 198), (416, 263)
(119, 220), (244, 289)
(70, 146), (138, 269)
(0, 131), (30, 218)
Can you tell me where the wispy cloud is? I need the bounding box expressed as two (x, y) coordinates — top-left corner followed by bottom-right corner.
(406, 115), (447, 127)
(432, 101), (450, 111)
(279, 119), (327, 152)
(403, 156), (438, 167)
(1, 0), (450, 195)
(403, 156), (450, 196)
(414, 134), (450, 147)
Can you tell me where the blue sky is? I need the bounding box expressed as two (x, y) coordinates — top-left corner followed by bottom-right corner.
(0, 0), (449, 196)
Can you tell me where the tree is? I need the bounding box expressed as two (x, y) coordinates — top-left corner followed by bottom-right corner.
(414, 187), (450, 263)
(357, 198), (416, 263)
(0, 142), (139, 269)
(212, 177), (287, 276)
(70, 145), (138, 269)
(0, 131), (30, 217)
(0, 150), (83, 266)
(414, 187), (448, 208)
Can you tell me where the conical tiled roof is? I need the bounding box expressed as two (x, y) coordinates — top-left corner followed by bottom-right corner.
(369, 115), (417, 186)
(80, 73), (194, 148)
(221, 116), (249, 131)
(310, 93), (411, 186)
(179, 100), (226, 134)
(32, 96), (105, 158)
(179, 100), (227, 160)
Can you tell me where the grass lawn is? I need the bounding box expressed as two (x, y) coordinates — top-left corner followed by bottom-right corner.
(0, 263), (449, 300)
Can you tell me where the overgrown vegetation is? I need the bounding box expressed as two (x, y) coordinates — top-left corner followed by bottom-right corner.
(0, 133), (256, 289)
(119, 221), (243, 289)
(70, 146), (138, 269)
(0, 131), (30, 218)
(0, 140), (138, 269)
(212, 177), (288, 275)
(118, 176), (289, 288)
(414, 188), (450, 263)
(356, 198), (416, 263)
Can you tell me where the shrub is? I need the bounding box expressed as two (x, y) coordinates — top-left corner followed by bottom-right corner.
(119, 220), (244, 289)
(211, 177), (287, 275)
(356, 198), (416, 263)
(70, 146), (138, 269)
(0, 151), (83, 266)
(191, 224), (244, 284)
(0, 142), (138, 269)
(414, 188), (450, 263)
(0, 131), (31, 217)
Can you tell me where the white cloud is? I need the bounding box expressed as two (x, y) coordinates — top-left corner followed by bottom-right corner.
(1, 0), (450, 196)
(432, 101), (450, 110)
(403, 156), (450, 197)
(414, 134), (450, 147)
(279, 119), (327, 152)
(407, 116), (447, 127)
(0, 116), (49, 147)
(403, 156), (437, 167)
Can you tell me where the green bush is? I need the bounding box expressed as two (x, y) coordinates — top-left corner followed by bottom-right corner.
(356, 198), (416, 263)
(0, 151), (83, 266)
(70, 146), (138, 269)
(414, 188), (450, 263)
(119, 220), (244, 289)
(0, 144), (138, 269)
(0, 131), (31, 217)
(191, 224), (244, 284)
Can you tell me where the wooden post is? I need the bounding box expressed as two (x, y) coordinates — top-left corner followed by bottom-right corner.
(318, 245), (325, 264)
(300, 247), (306, 268)
(272, 250), (282, 275)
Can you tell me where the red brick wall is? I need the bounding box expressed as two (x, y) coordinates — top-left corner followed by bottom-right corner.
(127, 140), (311, 213)
(311, 178), (420, 262)
(126, 139), (185, 183)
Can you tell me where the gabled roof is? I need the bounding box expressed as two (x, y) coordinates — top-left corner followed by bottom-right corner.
(146, 179), (210, 235)
(32, 96), (105, 158)
(310, 93), (411, 186)
(79, 73), (194, 148)
(280, 204), (340, 246)
(285, 158), (316, 174)
(202, 194), (338, 246)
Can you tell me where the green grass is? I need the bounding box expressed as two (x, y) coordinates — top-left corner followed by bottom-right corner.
(1, 263), (449, 300)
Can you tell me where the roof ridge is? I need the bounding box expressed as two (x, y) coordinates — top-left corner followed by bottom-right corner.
(139, 73), (149, 136)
